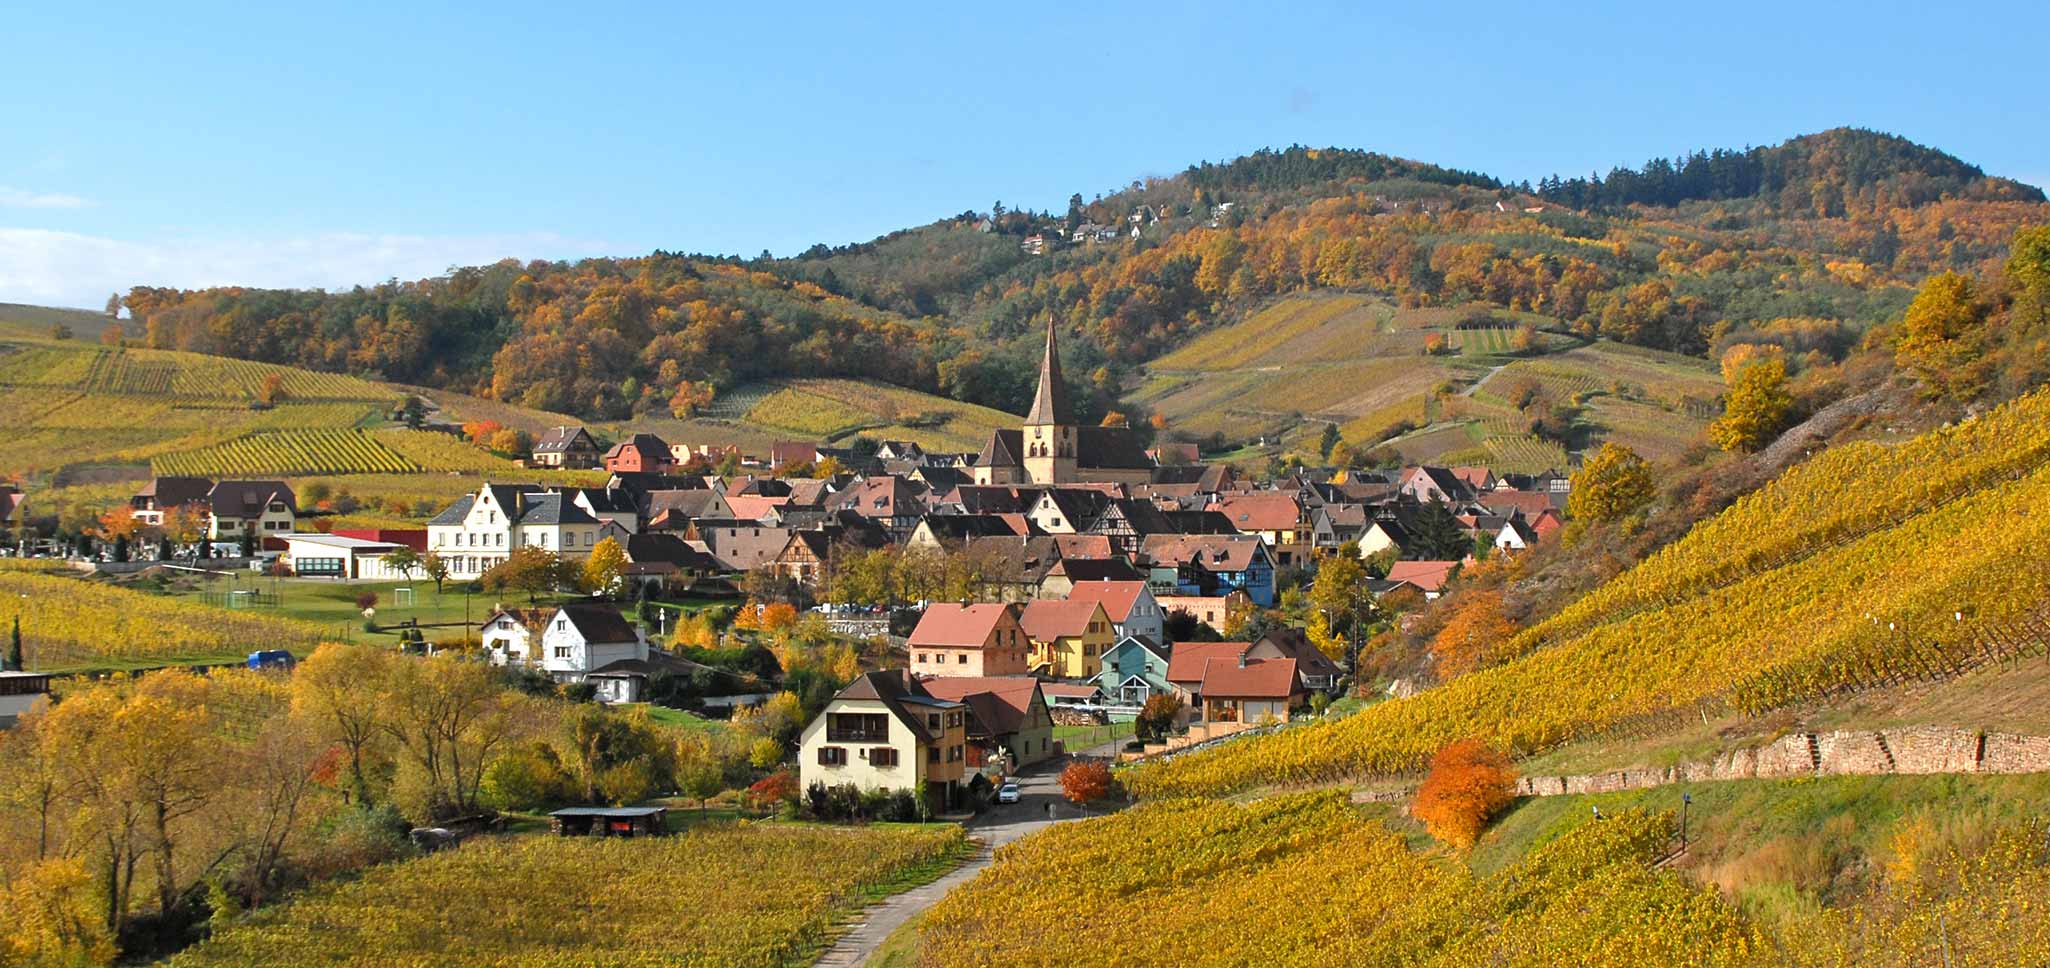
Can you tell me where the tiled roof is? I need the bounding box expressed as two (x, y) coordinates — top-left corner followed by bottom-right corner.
(1212, 492), (1302, 532)
(1061, 580), (1149, 623)
(1385, 559), (1460, 592)
(1165, 641), (1252, 684)
(908, 603), (1016, 648)
(1018, 599), (1102, 641)
(917, 676), (1044, 737)
(1199, 656), (1298, 699)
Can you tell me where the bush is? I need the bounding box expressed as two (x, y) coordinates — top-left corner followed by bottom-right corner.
(1059, 761), (1117, 805)
(1411, 738), (1517, 849)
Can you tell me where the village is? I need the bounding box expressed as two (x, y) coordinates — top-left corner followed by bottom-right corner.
(3, 319), (1571, 831)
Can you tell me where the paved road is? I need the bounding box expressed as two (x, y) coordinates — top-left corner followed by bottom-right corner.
(813, 746), (1117, 967)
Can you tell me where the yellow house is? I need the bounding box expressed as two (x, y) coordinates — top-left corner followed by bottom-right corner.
(1018, 599), (1113, 680)
(798, 672), (969, 813)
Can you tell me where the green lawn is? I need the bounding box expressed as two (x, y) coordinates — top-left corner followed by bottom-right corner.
(1054, 720), (1134, 751)
(145, 575), (615, 645)
(638, 704), (732, 735)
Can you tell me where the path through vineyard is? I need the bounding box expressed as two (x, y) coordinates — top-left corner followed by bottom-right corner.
(814, 741), (1124, 967)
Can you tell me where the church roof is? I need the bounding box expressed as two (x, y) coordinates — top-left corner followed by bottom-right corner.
(1024, 319), (1074, 426)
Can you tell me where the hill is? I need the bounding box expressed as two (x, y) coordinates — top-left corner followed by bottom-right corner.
(71, 128), (2045, 469)
(1131, 292), (1721, 469)
(0, 302), (124, 342)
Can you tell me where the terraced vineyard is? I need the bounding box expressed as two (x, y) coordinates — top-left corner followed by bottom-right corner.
(372, 428), (524, 473)
(152, 430), (419, 477)
(0, 566), (332, 670)
(1127, 390), (2050, 798)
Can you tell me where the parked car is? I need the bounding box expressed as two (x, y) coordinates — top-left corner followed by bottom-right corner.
(996, 782), (1021, 804)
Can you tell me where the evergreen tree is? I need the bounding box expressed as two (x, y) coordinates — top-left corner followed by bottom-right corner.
(1413, 502), (1470, 560)
(6, 615), (22, 672)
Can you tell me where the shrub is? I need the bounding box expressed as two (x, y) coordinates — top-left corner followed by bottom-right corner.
(1411, 739), (1517, 849)
(1060, 761), (1117, 805)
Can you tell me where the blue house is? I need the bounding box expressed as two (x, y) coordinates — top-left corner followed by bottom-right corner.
(1094, 635), (1173, 710)
(1140, 535), (1277, 608)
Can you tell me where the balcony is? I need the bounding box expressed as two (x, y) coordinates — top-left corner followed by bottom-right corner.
(827, 727), (889, 743)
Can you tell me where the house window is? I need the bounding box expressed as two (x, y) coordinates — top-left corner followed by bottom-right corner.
(956, 653), (967, 664)
(870, 747), (898, 768)
(927, 713), (940, 732)
(553, 646), (570, 659)
(928, 746), (940, 763)
(817, 746), (846, 766)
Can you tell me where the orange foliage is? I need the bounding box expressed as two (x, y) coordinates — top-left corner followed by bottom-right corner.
(1059, 760), (1116, 805)
(733, 599), (797, 633)
(1429, 590), (1518, 678)
(1411, 738), (1517, 849)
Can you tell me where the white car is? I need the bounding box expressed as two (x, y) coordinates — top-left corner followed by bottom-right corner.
(996, 782), (1022, 804)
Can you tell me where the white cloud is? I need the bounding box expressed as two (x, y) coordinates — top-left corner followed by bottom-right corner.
(0, 186), (90, 209)
(0, 228), (612, 308)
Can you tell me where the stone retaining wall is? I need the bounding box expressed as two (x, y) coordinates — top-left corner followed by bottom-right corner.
(1498, 726), (2050, 800)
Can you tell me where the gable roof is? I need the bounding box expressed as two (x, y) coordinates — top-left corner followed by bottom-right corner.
(908, 603), (1016, 648)
(513, 492), (598, 526)
(834, 671), (960, 744)
(918, 514), (1026, 542)
(533, 426), (595, 453)
(138, 476), (214, 507)
(1018, 599), (1104, 641)
(1141, 534), (1270, 572)
(1165, 641), (1252, 684)
(917, 676), (1045, 737)
(1048, 557), (1145, 583)
(974, 429), (1024, 470)
(605, 432), (672, 463)
(1200, 656), (1299, 699)
(429, 494), (476, 526)
(1076, 426), (1154, 470)
(1212, 492), (1302, 532)
(1385, 559), (1460, 592)
(554, 604), (640, 644)
(209, 480), (296, 518)
(1061, 580), (1150, 623)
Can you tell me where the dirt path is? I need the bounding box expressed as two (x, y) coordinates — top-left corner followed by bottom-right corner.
(814, 743), (1121, 966)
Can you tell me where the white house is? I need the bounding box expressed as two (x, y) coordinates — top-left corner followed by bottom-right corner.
(479, 604), (647, 683)
(0, 671), (52, 727)
(427, 484), (604, 579)
(798, 671), (969, 814)
(278, 533), (415, 580)
(207, 481), (297, 541)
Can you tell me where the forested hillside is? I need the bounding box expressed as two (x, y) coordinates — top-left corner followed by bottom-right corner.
(110, 128), (2048, 441)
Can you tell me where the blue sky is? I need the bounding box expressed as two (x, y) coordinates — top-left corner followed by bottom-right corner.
(3, 1), (2044, 307)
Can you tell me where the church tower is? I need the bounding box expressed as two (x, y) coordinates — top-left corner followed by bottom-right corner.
(1022, 318), (1077, 485)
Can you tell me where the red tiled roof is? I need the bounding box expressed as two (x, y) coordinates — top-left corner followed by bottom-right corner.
(1199, 656), (1298, 699)
(908, 603), (1015, 648)
(1165, 641), (1251, 684)
(917, 676), (1044, 735)
(1211, 492), (1302, 532)
(1477, 490), (1553, 517)
(1049, 534), (1113, 558)
(1018, 599), (1103, 641)
(1385, 560), (1460, 592)
(1450, 466), (1494, 490)
(1061, 580), (1148, 623)
(722, 494), (788, 522)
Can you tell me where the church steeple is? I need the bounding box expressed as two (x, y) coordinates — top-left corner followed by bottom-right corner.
(1024, 318), (1074, 426)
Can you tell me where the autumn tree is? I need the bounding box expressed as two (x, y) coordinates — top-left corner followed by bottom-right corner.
(1430, 590), (1518, 678)
(291, 644), (392, 804)
(481, 547), (575, 602)
(1411, 738), (1517, 849)
(421, 551), (451, 594)
(669, 380), (715, 417)
(1134, 693), (1184, 742)
(0, 858), (116, 965)
(257, 372), (287, 406)
(380, 546), (421, 580)
(1568, 443), (1654, 524)
(377, 654), (527, 820)
(1307, 553), (1379, 664)
(1708, 357), (1794, 452)
(1059, 760), (1116, 805)
(581, 536), (628, 595)
(1894, 271), (1989, 401)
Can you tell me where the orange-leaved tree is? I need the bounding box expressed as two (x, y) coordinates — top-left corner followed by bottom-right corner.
(1059, 760), (1116, 805)
(1429, 590), (1518, 679)
(1411, 738), (1517, 849)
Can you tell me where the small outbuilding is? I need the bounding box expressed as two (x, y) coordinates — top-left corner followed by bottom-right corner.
(547, 806), (670, 838)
